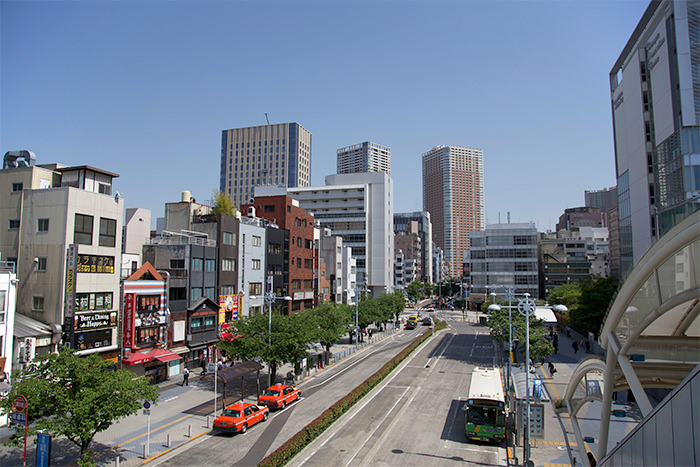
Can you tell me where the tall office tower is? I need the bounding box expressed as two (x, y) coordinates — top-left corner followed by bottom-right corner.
(422, 145), (484, 278)
(220, 123), (312, 209)
(611, 0), (700, 279)
(337, 141), (391, 176)
(585, 186), (618, 213)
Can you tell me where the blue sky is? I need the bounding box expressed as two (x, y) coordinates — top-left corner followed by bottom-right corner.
(2, 0), (650, 230)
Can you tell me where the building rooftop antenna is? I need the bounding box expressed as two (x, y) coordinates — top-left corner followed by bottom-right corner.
(264, 113), (270, 125)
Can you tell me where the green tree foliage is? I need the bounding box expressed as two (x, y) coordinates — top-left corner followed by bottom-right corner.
(405, 280), (424, 300)
(300, 303), (351, 352)
(577, 275), (618, 336)
(0, 347), (158, 464)
(218, 308), (310, 384)
(547, 276), (618, 335)
(211, 189), (237, 218)
(485, 306), (553, 363)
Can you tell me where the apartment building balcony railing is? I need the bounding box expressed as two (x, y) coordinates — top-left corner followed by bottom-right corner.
(0, 261), (16, 273)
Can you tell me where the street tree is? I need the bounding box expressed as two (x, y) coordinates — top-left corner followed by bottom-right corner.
(0, 347), (158, 465)
(405, 280), (424, 300)
(218, 309), (311, 384)
(485, 306), (553, 363)
(300, 302), (352, 352)
(577, 275), (618, 336)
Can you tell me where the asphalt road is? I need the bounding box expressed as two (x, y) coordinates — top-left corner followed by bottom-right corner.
(152, 324), (422, 467)
(288, 310), (508, 467)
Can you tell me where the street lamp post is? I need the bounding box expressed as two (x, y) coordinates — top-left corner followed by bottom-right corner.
(252, 291), (292, 387)
(518, 292), (537, 466)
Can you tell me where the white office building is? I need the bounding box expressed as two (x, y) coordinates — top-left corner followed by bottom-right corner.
(610, 0), (700, 278)
(337, 141), (391, 177)
(289, 172), (394, 297)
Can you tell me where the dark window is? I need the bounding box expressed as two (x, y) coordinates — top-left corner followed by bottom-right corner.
(264, 205), (275, 212)
(9, 219), (20, 230)
(37, 257), (47, 272)
(169, 287), (186, 301)
(11, 182), (23, 192)
(37, 218), (49, 232)
(99, 218), (117, 247)
(170, 259), (185, 269)
(74, 214), (94, 245)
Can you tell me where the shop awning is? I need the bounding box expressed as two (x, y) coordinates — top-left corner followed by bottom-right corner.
(122, 351), (154, 366)
(147, 348), (181, 363)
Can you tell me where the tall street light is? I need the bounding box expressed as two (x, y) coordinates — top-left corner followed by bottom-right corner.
(251, 291), (292, 386)
(518, 292), (537, 465)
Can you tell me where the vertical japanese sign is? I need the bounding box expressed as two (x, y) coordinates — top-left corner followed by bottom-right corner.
(63, 244), (77, 347)
(123, 293), (136, 351)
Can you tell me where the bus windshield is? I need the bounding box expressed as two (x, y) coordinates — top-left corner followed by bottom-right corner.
(467, 404), (505, 427)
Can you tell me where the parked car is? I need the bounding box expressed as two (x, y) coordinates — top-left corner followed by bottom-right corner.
(213, 402), (269, 434)
(258, 384), (301, 410)
(421, 317), (432, 326)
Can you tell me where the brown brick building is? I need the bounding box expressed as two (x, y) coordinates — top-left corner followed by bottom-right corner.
(241, 194), (315, 313)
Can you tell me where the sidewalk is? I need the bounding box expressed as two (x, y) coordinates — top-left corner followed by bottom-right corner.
(522, 328), (638, 467)
(0, 325), (400, 467)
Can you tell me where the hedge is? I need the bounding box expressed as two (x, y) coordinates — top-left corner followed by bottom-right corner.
(259, 320), (447, 467)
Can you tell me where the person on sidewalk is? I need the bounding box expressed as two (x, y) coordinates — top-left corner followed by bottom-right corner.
(548, 361), (557, 377)
(553, 333), (559, 353)
(572, 340), (579, 353)
(182, 367), (189, 386)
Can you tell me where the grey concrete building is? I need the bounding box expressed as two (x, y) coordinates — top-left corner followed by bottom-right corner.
(220, 122), (312, 209)
(337, 141), (391, 177)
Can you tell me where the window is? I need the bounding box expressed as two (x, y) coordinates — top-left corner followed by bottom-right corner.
(74, 214), (94, 245)
(204, 315), (216, 327)
(98, 183), (111, 194)
(220, 285), (235, 295)
(9, 219), (20, 230)
(205, 259), (216, 271)
(252, 259), (261, 270)
(222, 232), (236, 246)
(37, 218), (49, 232)
(99, 218), (117, 247)
(252, 235), (261, 247)
(192, 258), (203, 271)
(249, 282), (262, 295)
(169, 287), (186, 301)
(170, 259), (185, 269)
(11, 182), (23, 192)
(36, 257), (47, 272)
(204, 287), (216, 300)
(291, 279), (301, 290)
(222, 258), (236, 271)
(264, 205), (275, 212)
(191, 287), (203, 300)
(304, 259), (313, 269)
(33, 296), (44, 311)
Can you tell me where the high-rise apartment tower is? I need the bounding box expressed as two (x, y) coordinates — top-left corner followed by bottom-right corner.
(220, 123), (311, 209)
(422, 145), (484, 278)
(610, 0), (700, 278)
(337, 141), (390, 176)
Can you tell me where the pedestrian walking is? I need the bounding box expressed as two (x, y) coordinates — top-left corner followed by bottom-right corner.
(572, 341), (579, 353)
(200, 358), (207, 376)
(584, 340), (591, 353)
(587, 451), (597, 466)
(182, 367), (189, 386)
(553, 333), (559, 353)
(548, 361), (557, 377)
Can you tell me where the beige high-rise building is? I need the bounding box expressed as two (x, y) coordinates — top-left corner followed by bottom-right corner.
(220, 123), (311, 209)
(422, 145), (484, 278)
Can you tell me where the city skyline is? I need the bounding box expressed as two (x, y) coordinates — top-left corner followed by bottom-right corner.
(2, 1), (650, 230)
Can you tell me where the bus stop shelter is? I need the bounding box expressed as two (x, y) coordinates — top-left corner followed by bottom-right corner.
(510, 367), (550, 446)
(202, 360), (264, 411)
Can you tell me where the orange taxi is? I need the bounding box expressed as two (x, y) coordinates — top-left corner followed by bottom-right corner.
(257, 384), (301, 410)
(213, 402), (269, 434)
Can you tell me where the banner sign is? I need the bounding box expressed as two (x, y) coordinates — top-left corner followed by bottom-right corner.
(76, 254), (115, 274)
(74, 311), (117, 331)
(123, 293), (136, 349)
(219, 295), (239, 323)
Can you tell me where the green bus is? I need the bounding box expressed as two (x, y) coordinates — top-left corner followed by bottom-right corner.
(464, 367), (506, 443)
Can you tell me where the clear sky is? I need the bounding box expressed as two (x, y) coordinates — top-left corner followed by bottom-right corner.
(2, 0), (650, 231)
